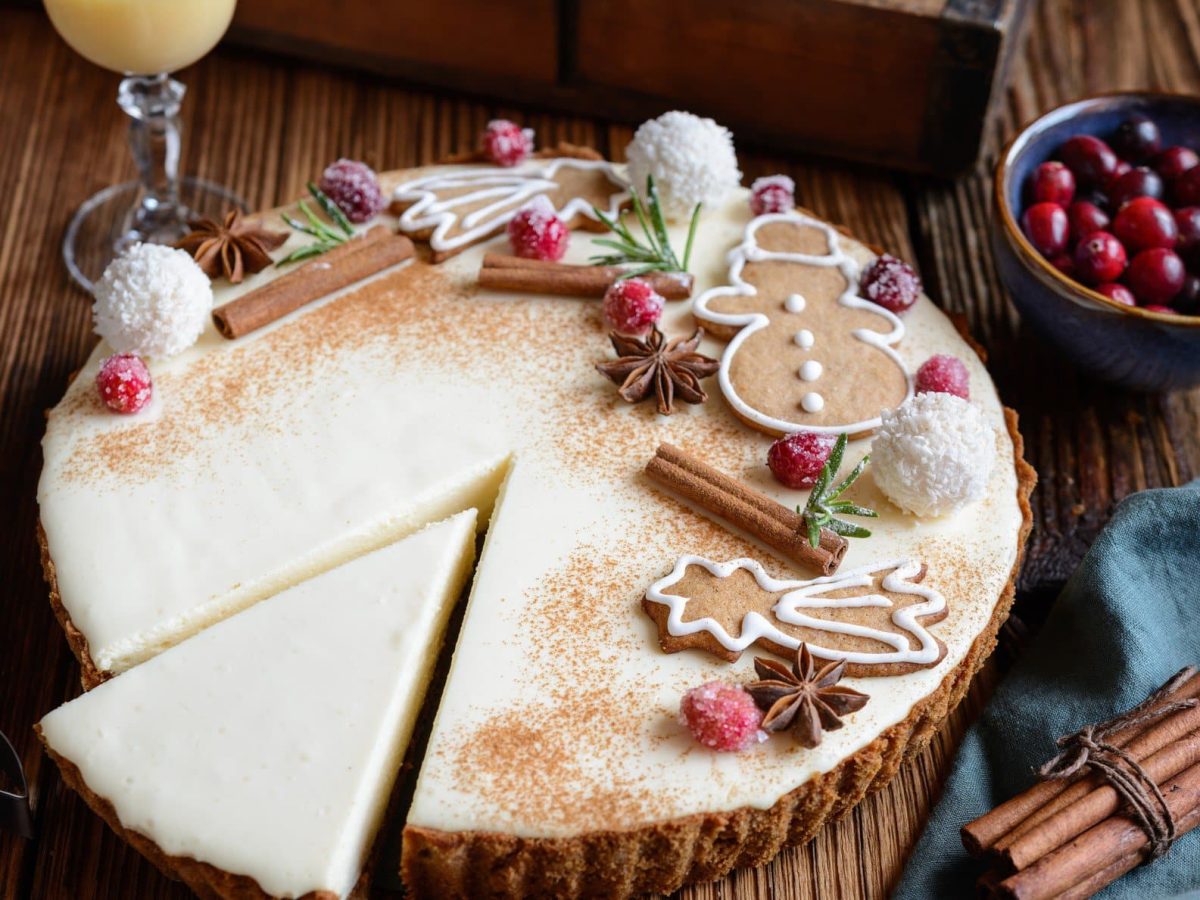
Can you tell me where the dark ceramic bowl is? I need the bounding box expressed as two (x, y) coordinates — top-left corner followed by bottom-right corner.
(993, 91), (1200, 391)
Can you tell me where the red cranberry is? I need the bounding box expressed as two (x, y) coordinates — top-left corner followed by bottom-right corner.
(1076, 186), (1112, 212)
(1112, 115), (1163, 162)
(1021, 202), (1069, 257)
(1144, 305), (1179, 314)
(1174, 273), (1200, 314)
(1095, 282), (1137, 306)
(1049, 253), (1075, 277)
(1108, 159), (1133, 187)
(1126, 248), (1186, 305)
(1030, 162), (1075, 206)
(1172, 166), (1200, 208)
(1175, 207), (1200, 270)
(1113, 197), (1178, 252)
(1108, 166), (1165, 208)
(1153, 146), (1199, 181)
(1060, 135), (1119, 186)
(1073, 231), (1127, 284)
(1067, 201), (1110, 241)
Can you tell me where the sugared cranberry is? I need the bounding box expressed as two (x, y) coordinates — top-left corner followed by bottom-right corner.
(1153, 146), (1199, 181)
(1108, 166), (1164, 207)
(1067, 201), (1110, 242)
(915, 354), (970, 399)
(318, 159), (385, 223)
(95, 353), (152, 414)
(481, 119), (534, 167)
(602, 278), (664, 335)
(506, 196), (568, 261)
(860, 254), (922, 314)
(767, 431), (836, 489)
(1113, 197), (1178, 252)
(1172, 166), (1200, 208)
(1031, 162), (1075, 206)
(1174, 273), (1200, 315)
(750, 175), (796, 216)
(1073, 231), (1127, 284)
(1112, 115), (1163, 162)
(1175, 207), (1200, 270)
(1061, 135), (1119, 186)
(1095, 282), (1137, 306)
(1021, 202), (1069, 257)
(1126, 248), (1186, 305)
(679, 682), (764, 752)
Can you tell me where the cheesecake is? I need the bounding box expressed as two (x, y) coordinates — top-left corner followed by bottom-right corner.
(38, 511), (477, 899)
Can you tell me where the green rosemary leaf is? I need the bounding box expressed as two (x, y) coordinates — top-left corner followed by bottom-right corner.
(826, 502), (879, 518)
(275, 243), (333, 266)
(307, 181), (354, 236)
(682, 203), (702, 270)
(280, 214), (327, 240)
(806, 516), (823, 550)
(629, 189), (663, 258)
(828, 454), (870, 501)
(826, 434), (848, 483)
(589, 175), (698, 276)
(826, 519), (873, 539)
(298, 200), (340, 243)
(645, 176), (679, 270)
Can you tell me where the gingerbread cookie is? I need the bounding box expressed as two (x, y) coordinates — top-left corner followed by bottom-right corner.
(643, 555), (947, 677)
(391, 154), (628, 262)
(692, 212), (912, 437)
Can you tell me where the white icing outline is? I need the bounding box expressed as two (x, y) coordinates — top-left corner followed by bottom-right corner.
(645, 555), (944, 667)
(693, 212), (914, 434)
(392, 159), (629, 253)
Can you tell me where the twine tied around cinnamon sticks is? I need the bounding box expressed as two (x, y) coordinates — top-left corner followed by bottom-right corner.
(1038, 667), (1199, 860)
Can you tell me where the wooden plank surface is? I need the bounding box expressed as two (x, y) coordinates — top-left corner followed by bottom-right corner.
(0, 1), (1198, 897)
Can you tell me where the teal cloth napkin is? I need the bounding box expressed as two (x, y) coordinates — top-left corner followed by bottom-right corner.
(894, 480), (1200, 899)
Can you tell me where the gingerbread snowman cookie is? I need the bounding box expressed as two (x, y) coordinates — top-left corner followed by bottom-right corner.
(693, 212), (913, 437)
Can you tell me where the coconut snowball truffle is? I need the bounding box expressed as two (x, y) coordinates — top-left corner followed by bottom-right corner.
(871, 392), (996, 517)
(93, 243), (213, 359)
(624, 111), (742, 220)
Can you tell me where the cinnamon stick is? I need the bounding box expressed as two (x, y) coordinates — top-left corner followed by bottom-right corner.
(999, 718), (1200, 871)
(645, 443), (847, 576)
(212, 226), (414, 339)
(478, 253), (693, 299)
(994, 761), (1200, 900)
(962, 671), (1200, 856)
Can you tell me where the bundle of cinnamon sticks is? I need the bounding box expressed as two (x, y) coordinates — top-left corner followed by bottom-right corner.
(964, 667), (1200, 899)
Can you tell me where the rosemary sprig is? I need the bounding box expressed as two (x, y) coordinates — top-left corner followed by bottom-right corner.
(590, 175), (702, 277)
(276, 182), (356, 266)
(799, 434), (878, 548)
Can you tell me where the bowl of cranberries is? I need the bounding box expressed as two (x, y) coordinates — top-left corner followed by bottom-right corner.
(994, 92), (1200, 390)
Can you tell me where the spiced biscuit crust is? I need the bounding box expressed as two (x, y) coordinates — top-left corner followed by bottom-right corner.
(400, 409), (1033, 900)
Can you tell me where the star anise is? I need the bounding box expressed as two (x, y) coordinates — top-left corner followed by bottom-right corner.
(594, 327), (719, 415)
(745, 644), (870, 748)
(174, 209), (289, 284)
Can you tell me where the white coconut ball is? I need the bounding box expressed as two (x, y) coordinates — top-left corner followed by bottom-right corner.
(93, 243), (212, 359)
(871, 392), (997, 517)
(624, 111), (742, 220)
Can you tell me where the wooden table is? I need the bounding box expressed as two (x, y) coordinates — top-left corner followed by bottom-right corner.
(2, 2), (1198, 897)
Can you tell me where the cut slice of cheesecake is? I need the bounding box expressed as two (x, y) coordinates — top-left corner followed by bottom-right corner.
(38, 510), (478, 900)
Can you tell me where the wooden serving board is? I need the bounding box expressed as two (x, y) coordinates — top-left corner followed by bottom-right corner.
(1, 1), (1199, 897)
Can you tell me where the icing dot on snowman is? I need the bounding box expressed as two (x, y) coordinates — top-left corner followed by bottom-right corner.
(794, 329), (815, 349)
(784, 293), (806, 313)
(801, 392), (825, 413)
(798, 361), (823, 382)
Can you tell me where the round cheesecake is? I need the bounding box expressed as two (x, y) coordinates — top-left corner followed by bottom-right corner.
(37, 153), (1034, 898)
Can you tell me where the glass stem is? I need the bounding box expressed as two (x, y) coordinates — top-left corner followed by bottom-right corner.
(117, 73), (187, 244)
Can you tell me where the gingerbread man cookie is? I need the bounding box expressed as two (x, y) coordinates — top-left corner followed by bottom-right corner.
(693, 212), (913, 437)
(391, 156), (628, 261)
(643, 555), (947, 677)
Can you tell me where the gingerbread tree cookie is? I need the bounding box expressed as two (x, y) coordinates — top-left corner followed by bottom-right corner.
(692, 212), (913, 437)
(643, 556), (947, 677)
(391, 157), (628, 261)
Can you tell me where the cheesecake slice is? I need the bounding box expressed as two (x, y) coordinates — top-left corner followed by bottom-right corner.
(38, 510), (478, 900)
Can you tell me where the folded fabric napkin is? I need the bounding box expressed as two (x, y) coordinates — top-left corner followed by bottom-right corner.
(894, 479), (1200, 899)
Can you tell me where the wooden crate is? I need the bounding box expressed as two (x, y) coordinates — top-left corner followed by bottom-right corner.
(228, 0), (1030, 174)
